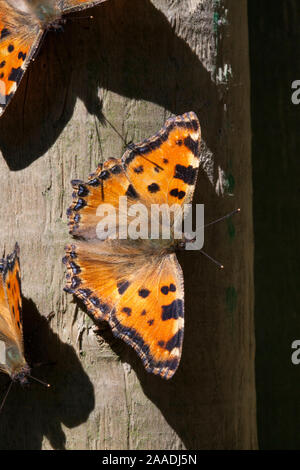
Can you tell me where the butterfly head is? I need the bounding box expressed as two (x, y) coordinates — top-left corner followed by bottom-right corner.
(11, 364), (31, 387)
(6, 346), (30, 386)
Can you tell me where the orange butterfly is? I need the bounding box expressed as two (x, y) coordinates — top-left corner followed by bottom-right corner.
(0, 243), (31, 386)
(0, 244), (50, 410)
(63, 112), (201, 379)
(0, 0), (108, 116)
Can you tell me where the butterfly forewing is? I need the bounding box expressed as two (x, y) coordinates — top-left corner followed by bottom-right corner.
(122, 112), (201, 206)
(68, 157), (137, 239)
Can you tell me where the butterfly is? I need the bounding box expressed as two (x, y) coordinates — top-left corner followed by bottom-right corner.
(0, 0), (108, 116)
(0, 243), (31, 386)
(63, 112), (201, 379)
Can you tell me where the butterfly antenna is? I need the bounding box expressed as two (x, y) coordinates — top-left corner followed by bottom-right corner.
(102, 115), (134, 150)
(0, 381), (13, 414)
(93, 116), (104, 160)
(28, 375), (50, 388)
(200, 250), (224, 269)
(204, 208), (240, 228)
(67, 15), (94, 21)
(198, 209), (240, 269)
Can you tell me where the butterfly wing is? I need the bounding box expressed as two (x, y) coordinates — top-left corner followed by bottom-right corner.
(0, 244), (25, 375)
(68, 157), (138, 239)
(64, 243), (184, 379)
(0, 0), (43, 116)
(62, 0), (108, 13)
(122, 112), (201, 206)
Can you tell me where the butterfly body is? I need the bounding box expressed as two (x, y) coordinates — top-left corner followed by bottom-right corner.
(0, 244), (32, 387)
(64, 112), (201, 379)
(0, 0), (108, 115)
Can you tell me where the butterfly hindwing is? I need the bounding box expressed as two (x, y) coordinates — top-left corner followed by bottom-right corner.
(110, 253), (184, 379)
(64, 243), (184, 379)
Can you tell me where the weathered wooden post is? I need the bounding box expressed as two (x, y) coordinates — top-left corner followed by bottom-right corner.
(0, 0), (256, 449)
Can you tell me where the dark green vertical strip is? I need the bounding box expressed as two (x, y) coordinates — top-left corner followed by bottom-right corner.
(249, 0), (300, 449)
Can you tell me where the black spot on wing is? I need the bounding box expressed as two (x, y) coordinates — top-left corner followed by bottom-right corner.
(170, 188), (186, 200)
(125, 184), (139, 199)
(118, 280), (130, 295)
(174, 164), (197, 185)
(7, 44), (14, 53)
(18, 51), (26, 61)
(73, 198), (87, 211)
(133, 165), (144, 174)
(8, 67), (23, 84)
(0, 28), (10, 40)
(176, 118), (199, 132)
(99, 170), (110, 180)
(78, 288), (93, 298)
(0, 61), (6, 68)
(148, 183), (160, 193)
(88, 178), (101, 187)
(165, 329), (183, 352)
(90, 296), (101, 308)
(77, 184), (89, 197)
(162, 299), (183, 321)
(71, 276), (81, 289)
(110, 165), (122, 175)
(69, 261), (81, 275)
(184, 136), (199, 156)
(139, 289), (150, 298)
(122, 307), (132, 316)
(161, 284), (176, 295)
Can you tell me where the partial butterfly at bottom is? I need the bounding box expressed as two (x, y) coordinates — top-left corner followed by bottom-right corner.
(0, 0), (108, 116)
(0, 244), (49, 410)
(63, 112), (201, 379)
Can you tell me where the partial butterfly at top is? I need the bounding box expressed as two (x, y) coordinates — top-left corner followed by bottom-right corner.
(63, 112), (201, 379)
(0, 0), (108, 116)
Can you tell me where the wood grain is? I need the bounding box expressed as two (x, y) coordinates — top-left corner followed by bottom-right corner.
(0, 0), (256, 449)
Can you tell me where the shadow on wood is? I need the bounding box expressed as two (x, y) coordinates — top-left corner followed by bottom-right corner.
(0, 298), (94, 450)
(0, 0), (220, 174)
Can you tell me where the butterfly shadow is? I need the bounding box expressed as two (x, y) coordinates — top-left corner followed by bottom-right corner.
(0, 298), (95, 450)
(89, 175), (235, 450)
(0, 0), (222, 181)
